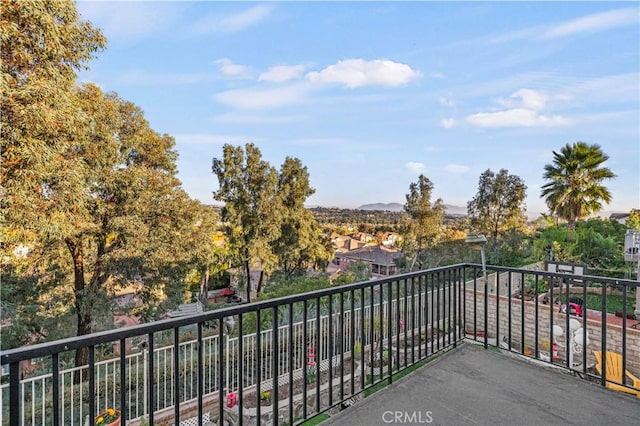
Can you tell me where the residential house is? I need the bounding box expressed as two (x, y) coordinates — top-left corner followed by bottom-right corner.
(334, 245), (401, 277)
(379, 231), (402, 247)
(331, 233), (366, 253)
(610, 212), (631, 224)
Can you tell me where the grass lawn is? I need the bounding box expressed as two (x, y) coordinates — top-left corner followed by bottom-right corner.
(559, 293), (636, 314)
(584, 293), (636, 314)
(299, 413), (330, 425)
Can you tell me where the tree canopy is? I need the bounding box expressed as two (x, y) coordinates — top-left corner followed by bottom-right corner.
(627, 209), (640, 230)
(212, 144), (282, 301)
(1, 2), (220, 359)
(467, 168), (527, 241)
(212, 144), (333, 299)
(541, 142), (616, 228)
(533, 219), (627, 277)
(400, 175), (445, 271)
(273, 157), (333, 278)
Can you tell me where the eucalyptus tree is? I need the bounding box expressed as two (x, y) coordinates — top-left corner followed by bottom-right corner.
(467, 168), (528, 241)
(2, 0), (105, 270)
(212, 143), (282, 301)
(2, 82), (209, 362)
(1, 2), (221, 366)
(273, 157), (334, 278)
(541, 142), (616, 228)
(401, 175), (445, 271)
(1, 0), (107, 351)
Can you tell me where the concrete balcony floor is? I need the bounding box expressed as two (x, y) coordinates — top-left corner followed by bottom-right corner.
(323, 343), (639, 425)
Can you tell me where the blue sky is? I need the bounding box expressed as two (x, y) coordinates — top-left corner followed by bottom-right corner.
(76, 1), (639, 215)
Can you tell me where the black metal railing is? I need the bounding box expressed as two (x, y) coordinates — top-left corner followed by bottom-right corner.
(2, 263), (638, 425)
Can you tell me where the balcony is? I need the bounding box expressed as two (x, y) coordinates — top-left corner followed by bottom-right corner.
(2, 264), (639, 425)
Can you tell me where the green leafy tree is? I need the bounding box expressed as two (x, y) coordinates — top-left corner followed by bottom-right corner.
(533, 226), (575, 262)
(533, 219), (626, 277)
(182, 205), (226, 299)
(541, 142), (616, 228)
(272, 157), (333, 278)
(212, 143), (282, 301)
(401, 175), (445, 271)
(467, 169), (527, 241)
(2, 0), (108, 351)
(1, 0), (105, 234)
(627, 209), (640, 230)
(2, 83), (211, 359)
(1, 1), (225, 364)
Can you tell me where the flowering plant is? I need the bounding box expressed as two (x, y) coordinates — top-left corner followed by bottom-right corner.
(306, 361), (317, 383)
(95, 408), (120, 425)
(260, 390), (271, 401)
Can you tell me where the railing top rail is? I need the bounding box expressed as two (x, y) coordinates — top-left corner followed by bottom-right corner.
(469, 263), (640, 287)
(0, 264), (466, 364)
(3, 262), (637, 363)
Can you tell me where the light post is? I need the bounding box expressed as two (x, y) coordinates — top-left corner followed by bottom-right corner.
(466, 233), (488, 347)
(566, 319), (589, 368)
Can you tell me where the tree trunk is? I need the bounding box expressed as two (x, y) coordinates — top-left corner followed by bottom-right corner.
(65, 237), (91, 381)
(244, 260), (251, 303)
(256, 270), (265, 294)
(199, 264), (209, 300)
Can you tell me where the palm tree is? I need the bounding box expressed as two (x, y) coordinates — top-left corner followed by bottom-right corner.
(541, 142), (616, 228)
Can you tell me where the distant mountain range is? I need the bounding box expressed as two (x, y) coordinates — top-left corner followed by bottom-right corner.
(357, 202), (467, 216)
(357, 202), (404, 212)
(355, 203), (631, 221)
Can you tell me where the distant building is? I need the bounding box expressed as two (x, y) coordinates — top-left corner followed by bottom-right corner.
(331, 233), (366, 253)
(334, 245), (401, 277)
(350, 232), (376, 243)
(610, 212), (631, 224)
(379, 231), (402, 247)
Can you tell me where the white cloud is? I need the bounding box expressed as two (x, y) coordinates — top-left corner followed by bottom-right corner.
(259, 64), (306, 83)
(467, 108), (570, 128)
(498, 88), (548, 111)
(306, 59), (421, 88)
(542, 7), (639, 39)
(214, 83), (310, 110)
(221, 5), (273, 32)
(423, 146), (440, 152)
(564, 73), (638, 105)
(488, 7), (639, 44)
(430, 72), (444, 79)
(444, 164), (469, 174)
(77, 2), (178, 42)
(213, 113), (303, 125)
(467, 88), (572, 128)
(174, 133), (247, 145)
(441, 118), (456, 129)
(291, 138), (348, 147)
(439, 97), (456, 107)
(190, 4), (274, 34)
(405, 162), (426, 173)
(215, 58), (251, 77)
(116, 70), (212, 85)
